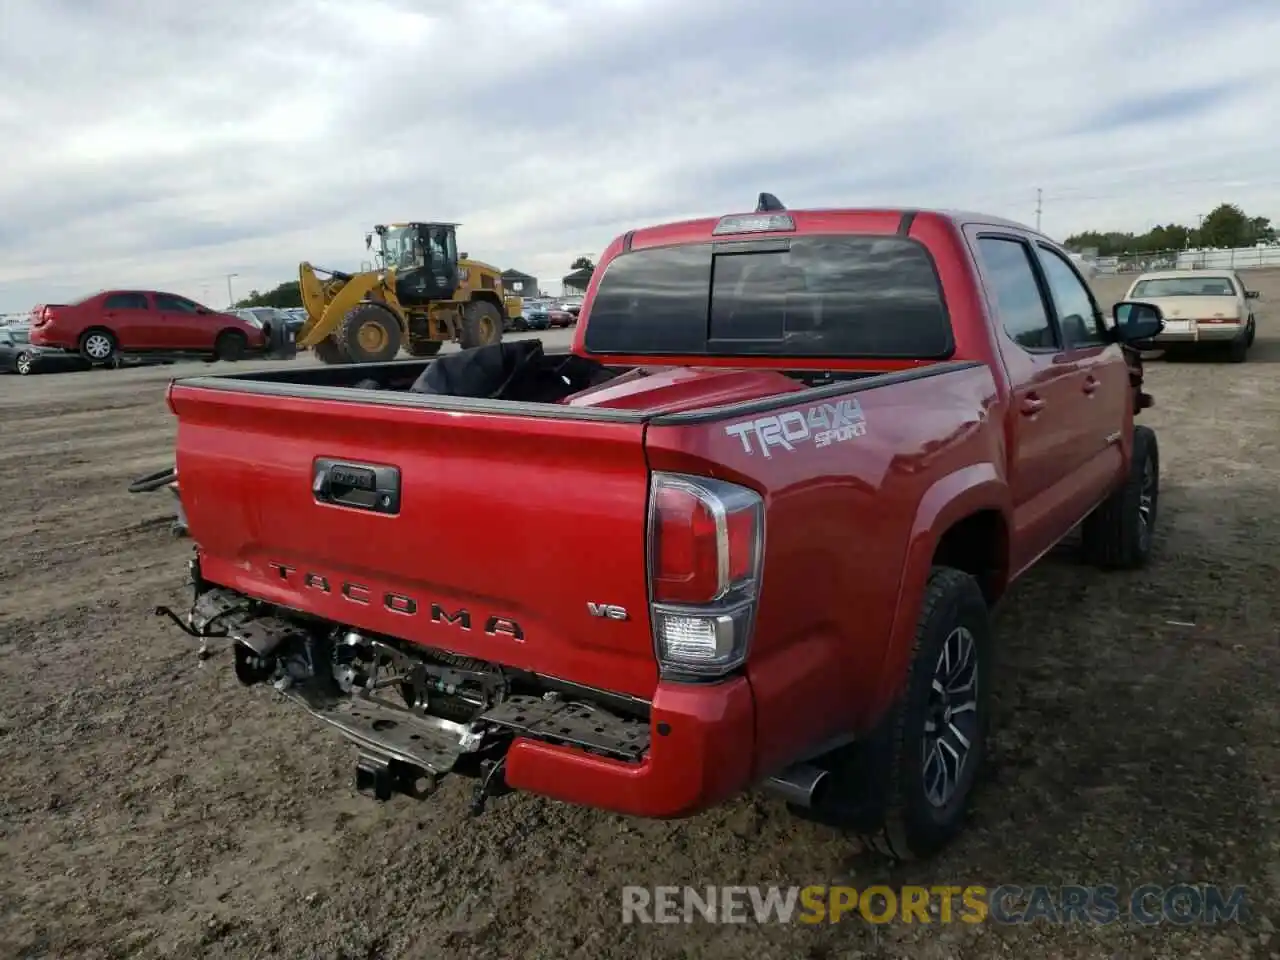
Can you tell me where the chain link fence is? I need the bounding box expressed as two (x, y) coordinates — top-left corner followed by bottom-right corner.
(1087, 246), (1280, 275)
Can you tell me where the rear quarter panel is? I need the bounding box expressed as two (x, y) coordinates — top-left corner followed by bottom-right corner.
(644, 362), (1007, 777)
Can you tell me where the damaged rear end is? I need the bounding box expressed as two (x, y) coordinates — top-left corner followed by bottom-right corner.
(163, 554), (656, 811)
(158, 364), (767, 816)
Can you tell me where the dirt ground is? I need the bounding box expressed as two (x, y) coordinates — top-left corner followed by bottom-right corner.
(2, 284), (1278, 960)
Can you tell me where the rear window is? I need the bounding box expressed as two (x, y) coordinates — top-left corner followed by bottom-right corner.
(1130, 276), (1237, 297)
(583, 235), (953, 359)
(104, 292), (149, 310)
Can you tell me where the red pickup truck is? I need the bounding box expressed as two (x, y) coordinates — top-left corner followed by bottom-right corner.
(157, 197), (1165, 860)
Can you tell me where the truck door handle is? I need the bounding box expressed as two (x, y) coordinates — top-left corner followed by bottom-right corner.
(1082, 376), (1099, 394)
(1020, 395), (1045, 416)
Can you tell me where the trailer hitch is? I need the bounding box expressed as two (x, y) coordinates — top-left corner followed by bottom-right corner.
(355, 754), (437, 803)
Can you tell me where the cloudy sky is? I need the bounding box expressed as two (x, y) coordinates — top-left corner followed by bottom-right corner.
(1, 0), (1278, 312)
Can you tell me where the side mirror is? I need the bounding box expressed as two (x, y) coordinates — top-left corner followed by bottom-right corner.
(1112, 300), (1164, 343)
(196, 307), (209, 315)
(1245, 289), (1260, 299)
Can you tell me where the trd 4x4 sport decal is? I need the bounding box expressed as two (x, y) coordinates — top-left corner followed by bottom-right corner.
(724, 397), (867, 458)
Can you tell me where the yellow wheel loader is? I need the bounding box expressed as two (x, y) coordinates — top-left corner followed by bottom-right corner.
(296, 222), (523, 364)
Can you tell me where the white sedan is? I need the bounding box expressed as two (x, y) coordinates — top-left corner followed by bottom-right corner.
(1124, 269), (1260, 362)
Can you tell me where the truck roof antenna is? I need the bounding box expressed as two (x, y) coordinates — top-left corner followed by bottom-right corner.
(756, 192), (786, 212)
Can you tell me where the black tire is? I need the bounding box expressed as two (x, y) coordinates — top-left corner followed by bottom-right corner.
(215, 330), (248, 362)
(406, 338), (444, 358)
(458, 301), (503, 349)
(796, 567), (991, 860)
(15, 351), (35, 376)
(78, 328), (117, 364)
(338, 304), (402, 363)
(1080, 424), (1159, 569)
(312, 338), (349, 364)
(1245, 316), (1256, 348)
(1223, 330), (1244, 360)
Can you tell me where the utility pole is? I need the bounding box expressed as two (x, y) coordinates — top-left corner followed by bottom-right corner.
(225, 273), (238, 308)
(1035, 188), (1043, 232)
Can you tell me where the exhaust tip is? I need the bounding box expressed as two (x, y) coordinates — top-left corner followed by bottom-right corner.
(763, 763), (829, 809)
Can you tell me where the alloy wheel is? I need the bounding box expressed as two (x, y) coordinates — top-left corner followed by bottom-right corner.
(921, 626), (980, 808)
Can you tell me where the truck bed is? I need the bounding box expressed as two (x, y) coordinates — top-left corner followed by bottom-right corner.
(167, 342), (985, 701)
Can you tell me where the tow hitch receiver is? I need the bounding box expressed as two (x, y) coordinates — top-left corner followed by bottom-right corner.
(355, 753), (436, 802)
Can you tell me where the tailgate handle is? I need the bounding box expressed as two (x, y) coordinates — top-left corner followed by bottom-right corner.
(313, 459), (400, 514)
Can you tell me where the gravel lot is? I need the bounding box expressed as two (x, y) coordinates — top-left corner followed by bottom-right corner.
(2, 286), (1278, 959)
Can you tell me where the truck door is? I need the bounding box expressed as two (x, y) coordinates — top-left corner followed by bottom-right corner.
(967, 231), (1090, 575)
(1030, 242), (1128, 514)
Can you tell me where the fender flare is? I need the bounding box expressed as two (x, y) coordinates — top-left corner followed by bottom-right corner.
(867, 462), (1011, 721)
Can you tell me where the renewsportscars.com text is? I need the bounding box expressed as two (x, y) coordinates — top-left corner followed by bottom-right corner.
(621, 884), (1248, 926)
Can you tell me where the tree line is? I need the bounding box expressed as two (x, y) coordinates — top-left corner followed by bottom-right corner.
(1065, 203), (1276, 258)
(234, 281), (301, 309)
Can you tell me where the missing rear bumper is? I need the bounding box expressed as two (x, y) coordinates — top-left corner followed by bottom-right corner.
(159, 581), (652, 810)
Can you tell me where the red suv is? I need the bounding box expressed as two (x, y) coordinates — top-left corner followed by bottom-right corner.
(29, 290), (268, 365)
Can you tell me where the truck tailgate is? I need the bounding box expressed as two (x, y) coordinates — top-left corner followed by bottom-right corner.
(169, 386), (659, 699)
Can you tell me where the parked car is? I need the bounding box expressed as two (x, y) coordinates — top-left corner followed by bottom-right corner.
(1124, 269), (1258, 361)
(28, 290), (269, 365)
(0, 325), (90, 375)
(523, 300), (552, 330)
(153, 198), (1164, 861)
(547, 304), (574, 328)
(231, 307), (303, 338)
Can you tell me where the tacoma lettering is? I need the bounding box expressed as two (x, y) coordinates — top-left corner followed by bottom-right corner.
(266, 562), (523, 638)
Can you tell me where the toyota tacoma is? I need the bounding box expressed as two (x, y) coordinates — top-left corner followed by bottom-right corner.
(155, 196), (1165, 859)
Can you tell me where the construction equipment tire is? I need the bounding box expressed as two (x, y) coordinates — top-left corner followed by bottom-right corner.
(339, 304), (402, 364)
(459, 301), (503, 350)
(312, 338), (349, 364)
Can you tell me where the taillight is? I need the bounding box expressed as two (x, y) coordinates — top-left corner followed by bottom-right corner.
(647, 472), (764, 679)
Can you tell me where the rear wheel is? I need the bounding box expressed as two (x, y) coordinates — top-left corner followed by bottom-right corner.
(215, 330), (247, 361)
(794, 567), (991, 861)
(338, 304), (402, 363)
(78, 328), (117, 364)
(458, 301), (503, 349)
(406, 338), (443, 358)
(15, 351), (34, 375)
(312, 338), (349, 364)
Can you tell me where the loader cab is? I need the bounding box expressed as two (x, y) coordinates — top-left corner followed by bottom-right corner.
(374, 222), (460, 305)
